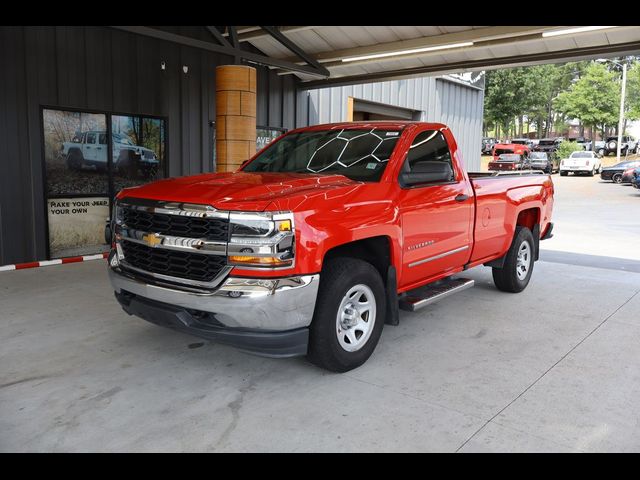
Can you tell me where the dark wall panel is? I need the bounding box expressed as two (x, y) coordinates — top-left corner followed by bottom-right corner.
(0, 26), (302, 265)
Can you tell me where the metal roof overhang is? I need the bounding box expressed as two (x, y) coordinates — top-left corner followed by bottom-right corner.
(244, 26), (640, 89)
(113, 26), (640, 89)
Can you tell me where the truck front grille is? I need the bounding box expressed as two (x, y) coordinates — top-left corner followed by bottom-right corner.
(121, 240), (226, 283)
(122, 207), (229, 242)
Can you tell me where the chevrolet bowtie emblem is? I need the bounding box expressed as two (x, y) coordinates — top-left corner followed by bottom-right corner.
(142, 233), (162, 247)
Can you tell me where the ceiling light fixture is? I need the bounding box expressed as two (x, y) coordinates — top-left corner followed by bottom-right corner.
(542, 26), (618, 38)
(341, 41), (474, 63)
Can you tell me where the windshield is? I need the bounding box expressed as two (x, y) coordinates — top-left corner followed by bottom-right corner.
(530, 152), (548, 160)
(243, 128), (401, 182)
(539, 140), (555, 146)
(494, 148), (514, 156)
(570, 152), (593, 158)
(511, 139), (528, 144)
(498, 154), (521, 162)
(113, 133), (135, 146)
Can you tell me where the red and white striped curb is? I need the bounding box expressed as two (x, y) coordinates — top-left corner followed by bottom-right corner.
(0, 252), (109, 272)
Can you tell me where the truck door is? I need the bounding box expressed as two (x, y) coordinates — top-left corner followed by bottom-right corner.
(397, 129), (474, 289)
(83, 132), (97, 162)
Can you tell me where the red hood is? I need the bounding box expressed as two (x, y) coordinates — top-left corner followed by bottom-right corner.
(117, 172), (360, 211)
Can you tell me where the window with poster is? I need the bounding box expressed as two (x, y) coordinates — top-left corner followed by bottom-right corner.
(41, 107), (167, 259)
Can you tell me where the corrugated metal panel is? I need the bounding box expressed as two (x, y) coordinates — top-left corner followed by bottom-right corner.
(302, 76), (483, 171)
(0, 26), (301, 265)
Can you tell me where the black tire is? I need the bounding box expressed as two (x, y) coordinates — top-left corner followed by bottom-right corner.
(308, 258), (386, 373)
(492, 226), (535, 293)
(66, 149), (83, 170)
(104, 223), (112, 245)
(588, 167), (594, 177)
(597, 148), (606, 156)
(560, 171), (568, 176)
(613, 173), (623, 184)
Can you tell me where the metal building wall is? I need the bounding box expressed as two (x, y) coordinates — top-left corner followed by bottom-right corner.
(0, 26), (299, 265)
(297, 77), (484, 172)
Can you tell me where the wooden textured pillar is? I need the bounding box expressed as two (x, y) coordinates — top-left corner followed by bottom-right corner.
(215, 65), (257, 172)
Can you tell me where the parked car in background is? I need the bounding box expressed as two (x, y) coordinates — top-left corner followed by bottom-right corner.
(598, 135), (638, 156)
(600, 160), (640, 183)
(492, 142), (531, 161)
(482, 137), (497, 155)
(488, 153), (530, 171)
(559, 150), (602, 176)
(511, 138), (534, 148)
(568, 136), (590, 151)
(621, 166), (639, 184)
(533, 138), (563, 157)
(529, 152), (557, 174)
(632, 168), (640, 190)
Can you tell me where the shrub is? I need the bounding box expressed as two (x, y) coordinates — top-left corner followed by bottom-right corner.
(555, 141), (584, 159)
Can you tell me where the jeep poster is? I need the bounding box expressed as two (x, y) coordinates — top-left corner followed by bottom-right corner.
(47, 197), (110, 258)
(43, 109), (109, 196)
(42, 108), (166, 259)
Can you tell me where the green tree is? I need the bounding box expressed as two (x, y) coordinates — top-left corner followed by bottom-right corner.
(554, 62), (620, 142)
(485, 67), (540, 138)
(625, 60), (640, 125)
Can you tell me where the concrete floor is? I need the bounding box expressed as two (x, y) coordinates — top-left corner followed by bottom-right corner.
(1, 174), (640, 452)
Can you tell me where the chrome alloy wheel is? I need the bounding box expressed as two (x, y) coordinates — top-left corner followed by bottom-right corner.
(336, 284), (377, 352)
(516, 241), (531, 281)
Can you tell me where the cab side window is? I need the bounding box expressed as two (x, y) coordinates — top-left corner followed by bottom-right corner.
(401, 130), (455, 185)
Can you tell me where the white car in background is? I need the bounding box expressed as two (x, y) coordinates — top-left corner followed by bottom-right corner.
(559, 151), (602, 177)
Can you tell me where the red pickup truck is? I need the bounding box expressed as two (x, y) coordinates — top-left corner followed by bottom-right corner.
(108, 122), (554, 372)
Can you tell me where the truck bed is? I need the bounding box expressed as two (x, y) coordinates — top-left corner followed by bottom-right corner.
(467, 170), (554, 266)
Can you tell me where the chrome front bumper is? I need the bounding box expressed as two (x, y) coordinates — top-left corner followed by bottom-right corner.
(108, 266), (320, 331)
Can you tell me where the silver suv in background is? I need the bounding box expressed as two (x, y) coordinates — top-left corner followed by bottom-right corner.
(598, 136), (638, 156)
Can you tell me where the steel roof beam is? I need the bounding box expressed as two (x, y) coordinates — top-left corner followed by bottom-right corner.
(110, 26), (330, 78)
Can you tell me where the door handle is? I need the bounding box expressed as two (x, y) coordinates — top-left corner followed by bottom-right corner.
(455, 194), (469, 202)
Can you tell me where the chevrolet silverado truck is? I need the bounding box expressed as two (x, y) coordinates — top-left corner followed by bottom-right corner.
(108, 122), (555, 372)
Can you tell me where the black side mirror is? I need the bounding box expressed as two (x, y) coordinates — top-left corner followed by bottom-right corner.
(400, 161), (453, 187)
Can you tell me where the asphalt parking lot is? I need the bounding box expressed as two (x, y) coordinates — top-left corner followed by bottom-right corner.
(1, 173), (640, 452)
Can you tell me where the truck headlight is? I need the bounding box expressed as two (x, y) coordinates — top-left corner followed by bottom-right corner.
(228, 212), (295, 268)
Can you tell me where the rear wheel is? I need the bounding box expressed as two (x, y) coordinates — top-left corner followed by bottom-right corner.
(308, 258), (386, 373)
(492, 226), (535, 293)
(560, 170), (568, 176)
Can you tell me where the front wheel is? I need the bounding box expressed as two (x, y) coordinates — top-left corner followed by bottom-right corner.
(492, 226), (535, 293)
(613, 173), (623, 184)
(308, 258), (386, 373)
(588, 168), (595, 177)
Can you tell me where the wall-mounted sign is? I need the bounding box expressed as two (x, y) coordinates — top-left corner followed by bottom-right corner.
(257, 127), (285, 152)
(441, 71), (486, 90)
